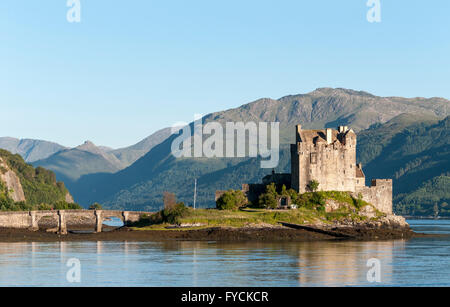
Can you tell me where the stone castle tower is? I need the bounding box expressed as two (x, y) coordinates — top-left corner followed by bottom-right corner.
(290, 125), (392, 214)
(217, 124), (394, 215)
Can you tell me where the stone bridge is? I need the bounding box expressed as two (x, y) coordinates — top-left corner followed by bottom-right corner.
(0, 210), (154, 235)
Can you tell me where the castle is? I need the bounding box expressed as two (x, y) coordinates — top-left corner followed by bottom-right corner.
(218, 124), (393, 214)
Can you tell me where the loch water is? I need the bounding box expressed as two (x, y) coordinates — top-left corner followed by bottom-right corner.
(0, 220), (449, 286)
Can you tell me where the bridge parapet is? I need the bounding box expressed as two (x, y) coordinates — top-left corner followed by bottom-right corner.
(0, 209), (154, 234)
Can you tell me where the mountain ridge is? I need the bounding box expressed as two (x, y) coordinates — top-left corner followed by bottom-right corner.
(0, 137), (67, 162)
(67, 88), (450, 210)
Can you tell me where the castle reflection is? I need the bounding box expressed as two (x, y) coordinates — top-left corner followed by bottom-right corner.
(294, 240), (406, 286)
(0, 238), (407, 286)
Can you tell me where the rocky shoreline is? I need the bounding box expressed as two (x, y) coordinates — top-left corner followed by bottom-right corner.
(0, 212), (432, 243)
(0, 223), (428, 243)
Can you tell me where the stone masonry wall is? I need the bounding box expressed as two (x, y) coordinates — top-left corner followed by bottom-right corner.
(0, 211), (31, 228)
(292, 133), (357, 193)
(355, 179), (393, 214)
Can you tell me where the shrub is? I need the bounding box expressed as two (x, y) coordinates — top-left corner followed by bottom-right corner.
(38, 203), (53, 211)
(307, 180), (320, 192)
(311, 192), (326, 206)
(53, 201), (82, 210)
(161, 202), (188, 224)
(89, 203), (103, 210)
(216, 190), (248, 211)
(258, 192), (278, 209)
(258, 183), (279, 209)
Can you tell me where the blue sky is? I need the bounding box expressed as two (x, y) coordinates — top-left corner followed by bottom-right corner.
(1, 0), (449, 148)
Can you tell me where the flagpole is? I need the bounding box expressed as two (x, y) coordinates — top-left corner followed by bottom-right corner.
(193, 178), (197, 210)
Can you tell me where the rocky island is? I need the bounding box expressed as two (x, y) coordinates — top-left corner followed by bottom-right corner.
(0, 124), (418, 242)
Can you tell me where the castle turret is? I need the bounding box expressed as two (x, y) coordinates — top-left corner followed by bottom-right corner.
(295, 124), (302, 143)
(326, 128), (332, 144)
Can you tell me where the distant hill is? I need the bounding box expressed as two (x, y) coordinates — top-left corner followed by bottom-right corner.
(357, 115), (450, 215)
(0, 137), (67, 162)
(33, 141), (125, 183)
(110, 128), (173, 166)
(30, 128), (174, 184)
(67, 88), (450, 212)
(396, 176), (450, 216)
(0, 149), (74, 210)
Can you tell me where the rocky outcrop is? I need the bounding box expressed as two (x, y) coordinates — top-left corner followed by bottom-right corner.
(324, 198), (409, 230)
(0, 157), (26, 202)
(329, 213), (409, 230)
(65, 192), (75, 204)
(368, 214), (409, 229)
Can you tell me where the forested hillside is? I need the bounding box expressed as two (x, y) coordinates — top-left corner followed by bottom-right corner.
(0, 149), (78, 211)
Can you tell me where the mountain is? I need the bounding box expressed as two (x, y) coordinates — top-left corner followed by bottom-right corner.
(203, 87), (448, 143)
(68, 88), (450, 211)
(396, 176), (450, 216)
(0, 149), (74, 210)
(33, 141), (125, 183)
(30, 128), (174, 187)
(357, 115), (450, 215)
(110, 128), (173, 166)
(0, 137), (67, 162)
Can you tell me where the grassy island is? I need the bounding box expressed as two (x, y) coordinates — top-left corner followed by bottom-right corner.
(131, 190), (386, 231)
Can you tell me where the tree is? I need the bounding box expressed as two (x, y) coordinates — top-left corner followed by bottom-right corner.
(89, 203), (103, 210)
(258, 193), (277, 209)
(307, 180), (320, 192)
(162, 202), (188, 224)
(258, 183), (279, 209)
(281, 184), (288, 196)
(163, 192), (177, 210)
(216, 190), (248, 211)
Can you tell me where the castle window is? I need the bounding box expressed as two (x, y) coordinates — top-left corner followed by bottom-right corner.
(310, 153), (317, 164)
(350, 164), (353, 168)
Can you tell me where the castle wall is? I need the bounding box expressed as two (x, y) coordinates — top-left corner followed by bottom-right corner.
(290, 144), (300, 192)
(293, 132), (357, 193)
(242, 184), (266, 205)
(355, 177), (365, 188)
(355, 179), (393, 214)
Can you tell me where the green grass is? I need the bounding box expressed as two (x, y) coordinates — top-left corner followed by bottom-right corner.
(132, 191), (384, 230)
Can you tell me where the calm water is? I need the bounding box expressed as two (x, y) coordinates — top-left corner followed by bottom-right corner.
(0, 219), (449, 286)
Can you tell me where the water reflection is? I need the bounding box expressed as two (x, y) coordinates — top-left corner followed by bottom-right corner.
(0, 220), (448, 286)
(295, 240), (405, 286)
